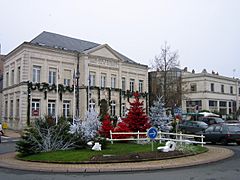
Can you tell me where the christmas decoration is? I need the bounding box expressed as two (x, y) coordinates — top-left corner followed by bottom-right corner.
(122, 92), (151, 132)
(149, 97), (171, 131)
(98, 114), (114, 138)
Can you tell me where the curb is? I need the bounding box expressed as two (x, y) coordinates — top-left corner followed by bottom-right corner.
(0, 146), (234, 173)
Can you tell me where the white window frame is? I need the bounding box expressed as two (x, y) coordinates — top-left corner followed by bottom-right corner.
(111, 75), (116, 89)
(63, 100), (70, 117)
(33, 66), (41, 83)
(89, 72), (96, 87)
(48, 69), (56, 85)
(139, 80), (143, 93)
(110, 100), (116, 116)
(130, 79), (135, 92)
(48, 100), (56, 117)
(101, 73), (106, 88)
(89, 99), (96, 110)
(32, 99), (40, 116)
(64, 79), (70, 86)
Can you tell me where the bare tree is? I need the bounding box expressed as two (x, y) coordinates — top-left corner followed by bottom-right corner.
(151, 42), (180, 108)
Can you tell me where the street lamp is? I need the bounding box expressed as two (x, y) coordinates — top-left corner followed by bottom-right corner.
(75, 53), (80, 121)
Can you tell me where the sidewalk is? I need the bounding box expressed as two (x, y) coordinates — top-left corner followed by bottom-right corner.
(0, 146), (234, 173)
(3, 129), (21, 138)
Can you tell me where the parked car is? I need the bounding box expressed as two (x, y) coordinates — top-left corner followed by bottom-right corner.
(178, 120), (208, 134)
(198, 116), (225, 125)
(197, 123), (240, 145)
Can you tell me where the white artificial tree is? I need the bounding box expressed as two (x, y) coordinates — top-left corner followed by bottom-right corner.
(149, 97), (170, 131)
(70, 109), (101, 143)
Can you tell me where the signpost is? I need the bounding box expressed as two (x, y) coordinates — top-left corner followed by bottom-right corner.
(147, 127), (158, 151)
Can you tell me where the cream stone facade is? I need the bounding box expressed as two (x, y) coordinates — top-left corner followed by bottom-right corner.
(182, 69), (240, 116)
(2, 32), (148, 130)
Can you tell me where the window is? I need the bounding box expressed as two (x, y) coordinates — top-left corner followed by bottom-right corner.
(16, 99), (20, 118)
(122, 77), (126, 91)
(209, 100), (217, 107)
(139, 80), (143, 93)
(230, 86), (233, 94)
(64, 79), (70, 86)
(17, 66), (21, 83)
(48, 100), (56, 117)
(210, 83), (214, 92)
(6, 72), (9, 87)
(190, 84), (197, 92)
(32, 99), (40, 116)
(63, 70), (71, 86)
(130, 79), (135, 92)
(89, 99), (96, 110)
(5, 101), (8, 118)
(11, 69), (14, 85)
(101, 73), (106, 88)
(33, 66), (41, 83)
(122, 103), (126, 117)
(89, 72), (96, 87)
(221, 85), (224, 93)
(63, 101), (70, 117)
(111, 75), (116, 89)
(10, 100), (14, 117)
(110, 100), (116, 116)
(48, 68), (56, 85)
(219, 101), (227, 107)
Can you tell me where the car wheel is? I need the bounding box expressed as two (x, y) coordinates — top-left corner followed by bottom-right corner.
(221, 139), (228, 145)
(237, 141), (240, 145)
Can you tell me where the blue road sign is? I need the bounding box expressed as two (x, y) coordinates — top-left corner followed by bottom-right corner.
(147, 127), (158, 139)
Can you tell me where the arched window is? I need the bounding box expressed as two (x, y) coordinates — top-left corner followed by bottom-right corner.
(89, 99), (96, 110)
(110, 100), (116, 116)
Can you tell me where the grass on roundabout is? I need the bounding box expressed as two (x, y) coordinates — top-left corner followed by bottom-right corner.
(17, 142), (207, 163)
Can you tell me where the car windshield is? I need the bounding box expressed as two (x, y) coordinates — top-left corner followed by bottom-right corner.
(197, 121), (208, 126)
(215, 118), (225, 123)
(227, 125), (240, 132)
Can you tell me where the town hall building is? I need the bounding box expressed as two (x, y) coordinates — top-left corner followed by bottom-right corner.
(2, 31), (148, 130)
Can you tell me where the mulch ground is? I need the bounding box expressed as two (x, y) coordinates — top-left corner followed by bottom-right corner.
(89, 150), (191, 164)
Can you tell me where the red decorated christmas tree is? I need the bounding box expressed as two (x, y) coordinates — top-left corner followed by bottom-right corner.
(122, 92), (151, 132)
(98, 114), (114, 138)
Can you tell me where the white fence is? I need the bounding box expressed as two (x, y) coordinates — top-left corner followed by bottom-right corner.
(107, 130), (205, 147)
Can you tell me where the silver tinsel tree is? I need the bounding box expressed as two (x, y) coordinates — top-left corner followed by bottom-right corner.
(70, 109), (101, 143)
(149, 97), (170, 131)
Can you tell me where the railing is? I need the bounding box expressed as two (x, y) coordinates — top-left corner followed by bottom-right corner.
(107, 130), (205, 147)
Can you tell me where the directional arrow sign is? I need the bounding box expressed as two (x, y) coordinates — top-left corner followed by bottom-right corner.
(147, 127), (158, 139)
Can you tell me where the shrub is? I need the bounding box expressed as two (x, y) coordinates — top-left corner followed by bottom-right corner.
(16, 117), (75, 156)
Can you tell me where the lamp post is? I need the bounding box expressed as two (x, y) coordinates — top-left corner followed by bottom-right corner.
(75, 53), (80, 121)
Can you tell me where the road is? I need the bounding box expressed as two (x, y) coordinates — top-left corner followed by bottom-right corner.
(0, 142), (239, 180)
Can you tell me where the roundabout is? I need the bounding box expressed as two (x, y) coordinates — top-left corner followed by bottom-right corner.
(0, 146), (234, 173)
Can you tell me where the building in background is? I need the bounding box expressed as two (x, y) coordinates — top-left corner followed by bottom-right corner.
(181, 68), (240, 117)
(2, 32), (148, 130)
(148, 68), (182, 108)
(0, 54), (5, 122)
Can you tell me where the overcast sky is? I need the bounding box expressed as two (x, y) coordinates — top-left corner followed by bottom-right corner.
(1, 0), (240, 78)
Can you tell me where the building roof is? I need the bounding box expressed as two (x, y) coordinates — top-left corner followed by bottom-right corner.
(30, 31), (138, 65)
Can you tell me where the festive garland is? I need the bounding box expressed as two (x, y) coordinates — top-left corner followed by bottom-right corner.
(28, 82), (74, 100)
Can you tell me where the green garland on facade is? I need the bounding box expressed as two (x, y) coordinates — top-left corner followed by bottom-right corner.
(28, 82), (74, 100)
